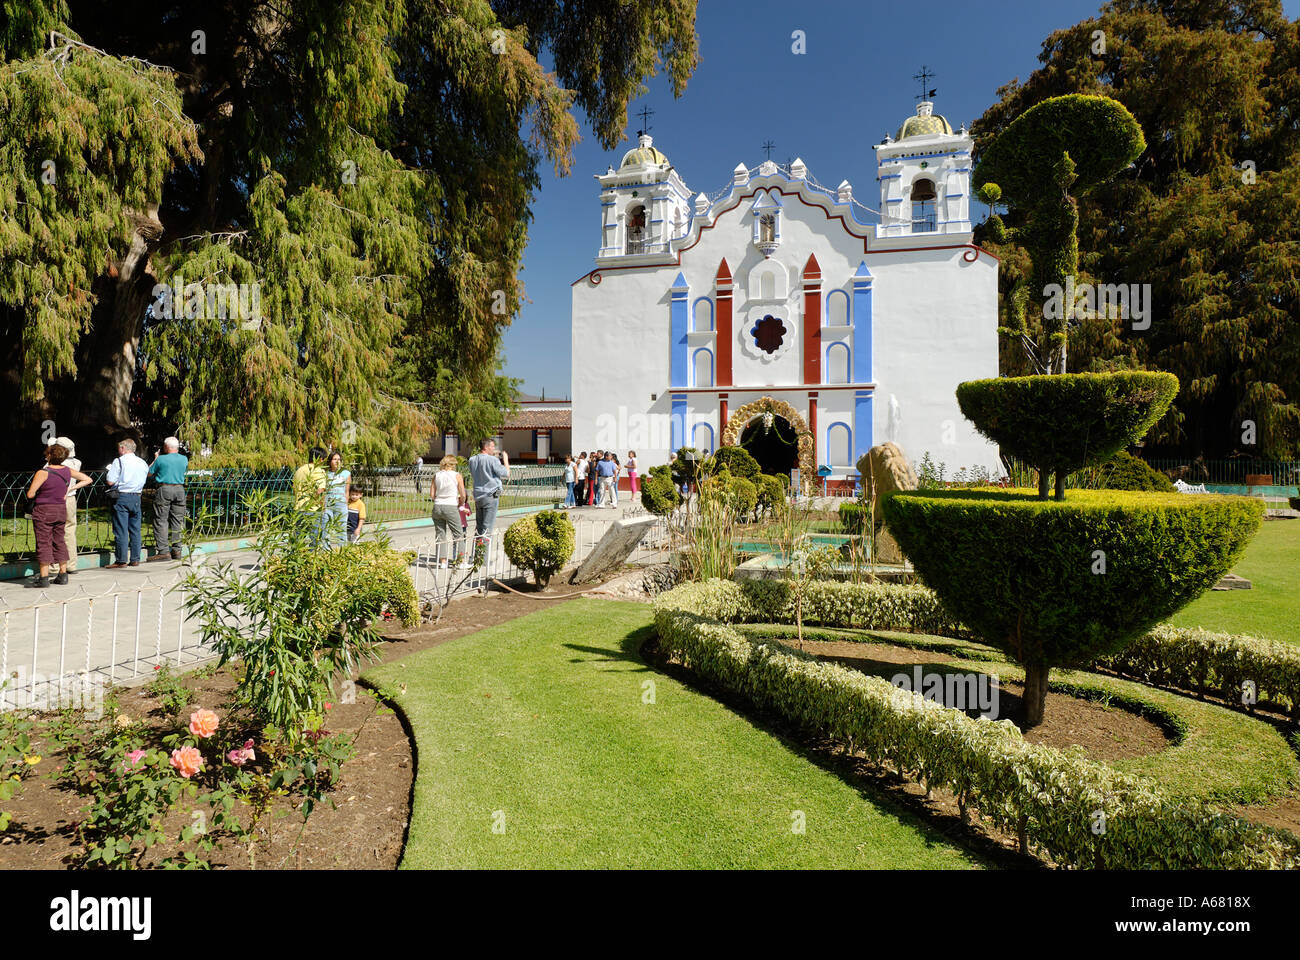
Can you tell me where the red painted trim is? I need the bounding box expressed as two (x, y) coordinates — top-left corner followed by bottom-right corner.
(808, 396), (818, 464)
(803, 279), (821, 386)
(716, 258), (733, 387)
(719, 396), (729, 431)
(667, 383), (875, 394)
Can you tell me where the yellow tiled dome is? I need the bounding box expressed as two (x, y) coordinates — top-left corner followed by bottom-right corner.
(897, 105), (953, 141)
(620, 134), (668, 168)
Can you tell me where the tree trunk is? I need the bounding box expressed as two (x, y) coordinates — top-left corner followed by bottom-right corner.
(70, 207), (165, 466)
(1037, 470), (1050, 500)
(1054, 471), (1066, 501)
(1022, 662), (1050, 727)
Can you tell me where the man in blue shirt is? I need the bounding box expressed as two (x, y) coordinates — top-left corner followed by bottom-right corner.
(147, 437), (189, 561)
(596, 452), (618, 507)
(468, 438), (510, 546)
(106, 438), (149, 567)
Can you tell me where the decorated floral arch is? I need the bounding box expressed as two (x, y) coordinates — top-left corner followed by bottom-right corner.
(720, 396), (816, 487)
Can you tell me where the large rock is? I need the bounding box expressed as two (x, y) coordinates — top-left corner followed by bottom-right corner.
(855, 443), (917, 564)
(570, 516), (659, 584)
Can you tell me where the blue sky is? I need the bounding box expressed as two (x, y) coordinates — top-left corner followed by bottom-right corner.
(502, 0), (1300, 398)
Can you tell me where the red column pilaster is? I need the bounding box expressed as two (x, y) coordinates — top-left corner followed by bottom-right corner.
(716, 259), (733, 387)
(802, 254), (822, 386)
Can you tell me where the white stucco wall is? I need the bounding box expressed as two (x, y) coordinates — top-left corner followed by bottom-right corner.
(572, 165), (1002, 477)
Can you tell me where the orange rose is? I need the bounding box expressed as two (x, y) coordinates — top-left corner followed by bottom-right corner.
(188, 708), (219, 739)
(169, 746), (204, 779)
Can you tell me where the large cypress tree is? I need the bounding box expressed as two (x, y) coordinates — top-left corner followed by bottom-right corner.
(972, 0), (1300, 459)
(0, 0), (699, 468)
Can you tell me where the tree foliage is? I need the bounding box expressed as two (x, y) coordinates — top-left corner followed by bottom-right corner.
(972, 0), (1300, 457)
(0, 1), (699, 467)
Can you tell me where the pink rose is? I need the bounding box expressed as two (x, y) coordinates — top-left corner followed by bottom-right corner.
(188, 708), (219, 739)
(169, 746), (204, 778)
(227, 739), (256, 766)
(123, 749), (147, 771)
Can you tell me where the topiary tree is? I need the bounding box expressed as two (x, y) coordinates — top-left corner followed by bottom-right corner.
(640, 465), (681, 516)
(1101, 451), (1175, 492)
(724, 475), (758, 521)
(957, 371), (1179, 500)
(707, 445), (760, 481)
(670, 446), (705, 490)
(974, 94), (1145, 375)
(503, 510), (575, 587)
(756, 473), (786, 518)
(883, 489), (1261, 728)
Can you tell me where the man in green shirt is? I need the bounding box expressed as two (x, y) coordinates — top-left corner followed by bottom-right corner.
(293, 447), (329, 543)
(147, 437), (189, 561)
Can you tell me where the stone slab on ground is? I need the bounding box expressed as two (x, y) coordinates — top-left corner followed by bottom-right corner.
(1212, 573), (1253, 591)
(570, 516), (658, 584)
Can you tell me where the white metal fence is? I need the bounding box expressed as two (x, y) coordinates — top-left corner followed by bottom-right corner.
(1, 511), (674, 711)
(0, 580), (213, 711)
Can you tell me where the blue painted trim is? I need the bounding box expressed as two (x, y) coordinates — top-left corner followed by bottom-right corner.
(878, 173), (902, 180)
(853, 391), (873, 465)
(881, 150), (971, 162)
(691, 295), (714, 332)
(825, 289), (850, 326)
(671, 394), (688, 451)
(671, 274), (690, 388)
(826, 421), (852, 465)
(691, 346), (715, 387)
(852, 262), (872, 383)
(692, 421), (715, 453)
(824, 341), (851, 384)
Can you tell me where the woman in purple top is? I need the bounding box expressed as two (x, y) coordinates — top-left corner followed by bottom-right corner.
(26, 443), (92, 588)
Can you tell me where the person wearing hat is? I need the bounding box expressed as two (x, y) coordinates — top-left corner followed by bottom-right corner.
(48, 436), (82, 572)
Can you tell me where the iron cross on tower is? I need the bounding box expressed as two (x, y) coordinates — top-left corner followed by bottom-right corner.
(913, 65), (937, 101)
(636, 105), (655, 135)
(762, 139), (776, 161)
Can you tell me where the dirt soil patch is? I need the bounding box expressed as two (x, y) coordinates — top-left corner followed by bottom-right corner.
(795, 639), (1172, 761)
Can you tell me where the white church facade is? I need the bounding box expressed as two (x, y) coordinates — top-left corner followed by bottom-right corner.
(570, 100), (1002, 483)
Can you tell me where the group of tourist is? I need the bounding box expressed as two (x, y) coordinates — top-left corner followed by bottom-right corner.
(24, 435), (192, 588)
(563, 450), (638, 509)
(292, 447), (367, 548)
(424, 438), (510, 568)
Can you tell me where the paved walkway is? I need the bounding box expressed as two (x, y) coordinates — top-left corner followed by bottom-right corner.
(0, 500), (648, 708)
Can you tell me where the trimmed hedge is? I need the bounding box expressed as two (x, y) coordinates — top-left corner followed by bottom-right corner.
(708, 445), (761, 480)
(1099, 625), (1300, 721)
(503, 510), (575, 586)
(653, 580), (1300, 869)
(839, 501), (869, 534)
(956, 372), (1179, 484)
(881, 488), (1263, 670)
(641, 466), (681, 516)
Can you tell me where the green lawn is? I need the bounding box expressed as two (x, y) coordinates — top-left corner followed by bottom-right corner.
(364, 598), (983, 870)
(1169, 520), (1299, 643)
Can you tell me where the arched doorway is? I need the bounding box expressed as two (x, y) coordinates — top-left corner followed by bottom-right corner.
(739, 415), (798, 475)
(719, 397), (816, 486)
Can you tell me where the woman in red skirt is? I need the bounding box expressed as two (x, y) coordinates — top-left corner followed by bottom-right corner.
(26, 443), (92, 588)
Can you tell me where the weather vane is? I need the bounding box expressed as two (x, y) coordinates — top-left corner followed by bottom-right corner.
(913, 65), (937, 102)
(762, 139), (776, 161)
(636, 105), (655, 136)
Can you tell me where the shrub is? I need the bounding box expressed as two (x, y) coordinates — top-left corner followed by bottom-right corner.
(1097, 624), (1300, 720)
(707, 445), (760, 480)
(756, 474), (786, 518)
(882, 488), (1263, 725)
(653, 580), (1300, 869)
(503, 510), (575, 586)
(184, 503), (400, 739)
(1101, 451), (1175, 492)
(724, 476), (758, 520)
(839, 501), (869, 534)
(670, 446), (705, 489)
(641, 466), (681, 516)
(956, 372), (1179, 499)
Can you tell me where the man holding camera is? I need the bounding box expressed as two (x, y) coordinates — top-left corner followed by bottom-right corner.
(468, 438), (510, 549)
